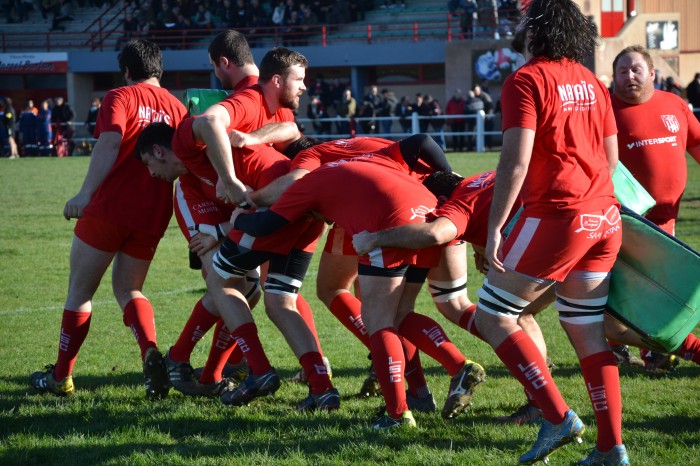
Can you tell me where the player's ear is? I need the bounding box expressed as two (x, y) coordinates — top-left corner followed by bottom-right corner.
(272, 74), (282, 87)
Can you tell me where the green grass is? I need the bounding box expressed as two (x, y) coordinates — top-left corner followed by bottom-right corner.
(0, 153), (699, 465)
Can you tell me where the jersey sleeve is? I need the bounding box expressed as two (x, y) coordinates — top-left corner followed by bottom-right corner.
(429, 199), (470, 239)
(172, 117), (206, 160)
(501, 71), (538, 132)
(94, 89), (127, 137)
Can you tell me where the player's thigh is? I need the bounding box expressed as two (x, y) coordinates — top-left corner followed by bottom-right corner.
(358, 267), (407, 334)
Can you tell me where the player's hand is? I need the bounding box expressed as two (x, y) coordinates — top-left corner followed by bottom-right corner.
(189, 232), (218, 256)
(229, 129), (256, 148)
(63, 192), (91, 220)
(484, 230), (505, 273)
(472, 244), (489, 274)
(352, 230), (375, 255)
(215, 177), (248, 205)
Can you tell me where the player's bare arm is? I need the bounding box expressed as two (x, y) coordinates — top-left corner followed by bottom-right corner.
(249, 168), (309, 207)
(486, 127), (534, 272)
(229, 122), (300, 150)
(352, 217), (458, 255)
(193, 108), (247, 204)
(63, 131), (122, 220)
(604, 134), (619, 177)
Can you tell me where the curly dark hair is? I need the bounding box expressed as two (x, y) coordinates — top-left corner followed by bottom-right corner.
(523, 0), (598, 62)
(422, 171), (464, 199)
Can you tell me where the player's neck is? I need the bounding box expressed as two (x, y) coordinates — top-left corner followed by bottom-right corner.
(128, 77), (161, 87)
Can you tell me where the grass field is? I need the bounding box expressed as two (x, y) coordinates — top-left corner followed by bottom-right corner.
(0, 152), (699, 465)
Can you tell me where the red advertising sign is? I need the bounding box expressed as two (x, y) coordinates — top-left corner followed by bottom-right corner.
(0, 53), (68, 74)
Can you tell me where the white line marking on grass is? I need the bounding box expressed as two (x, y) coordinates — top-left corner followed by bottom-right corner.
(0, 287), (205, 316)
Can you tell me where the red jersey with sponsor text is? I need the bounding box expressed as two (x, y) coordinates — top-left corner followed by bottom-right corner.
(501, 57), (617, 217)
(83, 83), (187, 237)
(612, 90), (700, 223)
(291, 137), (392, 171)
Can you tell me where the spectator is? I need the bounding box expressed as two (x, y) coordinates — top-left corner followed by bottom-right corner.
(653, 72), (664, 90)
(232, 0), (250, 28)
(418, 94), (446, 150)
(307, 94), (331, 134)
(0, 97), (19, 158)
(116, 10), (139, 50)
(336, 87), (356, 136)
(271, 0), (285, 28)
(51, 95), (75, 156)
(330, 0), (350, 28)
(364, 84), (382, 109)
(463, 89), (483, 151)
(310, 73), (332, 109)
(84, 96), (100, 137)
(192, 3), (213, 28)
(664, 76), (682, 97)
(283, 8), (302, 46)
(473, 83), (494, 148)
(357, 100), (376, 134)
(687, 72), (700, 121)
(377, 88), (397, 135)
(299, 2), (319, 41)
(156, 0), (176, 26)
(18, 98), (38, 156)
(328, 77), (344, 110)
(445, 88), (466, 151)
(36, 99), (53, 156)
(50, 0), (75, 31)
(457, 0), (477, 40)
(394, 95), (413, 133)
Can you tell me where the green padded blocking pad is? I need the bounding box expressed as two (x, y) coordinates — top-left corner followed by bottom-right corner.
(612, 162), (656, 216)
(607, 208), (700, 352)
(182, 89), (230, 116)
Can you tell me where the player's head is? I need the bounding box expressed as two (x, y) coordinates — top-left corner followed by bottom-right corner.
(283, 136), (322, 159)
(118, 39), (163, 82)
(422, 171), (464, 202)
(612, 45), (656, 105)
(135, 122), (185, 182)
(259, 47), (308, 110)
(208, 30), (255, 70)
(519, 0), (597, 63)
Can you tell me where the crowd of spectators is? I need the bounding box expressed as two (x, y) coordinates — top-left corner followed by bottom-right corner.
(114, 0), (381, 49)
(0, 95), (102, 158)
(448, 0), (519, 39)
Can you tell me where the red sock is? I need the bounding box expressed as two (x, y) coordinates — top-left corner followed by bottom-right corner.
(199, 320), (236, 384)
(228, 343), (245, 365)
(54, 310), (92, 380)
(458, 304), (484, 341)
(370, 328), (408, 418)
(678, 333), (700, 364)
(122, 297), (158, 360)
(169, 299), (219, 362)
(495, 330), (569, 424)
(580, 351), (623, 451)
(230, 322), (271, 375)
(398, 312), (466, 376)
(297, 293), (323, 357)
(300, 351), (333, 394)
(328, 292), (370, 348)
(401, 337), (427, 398)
